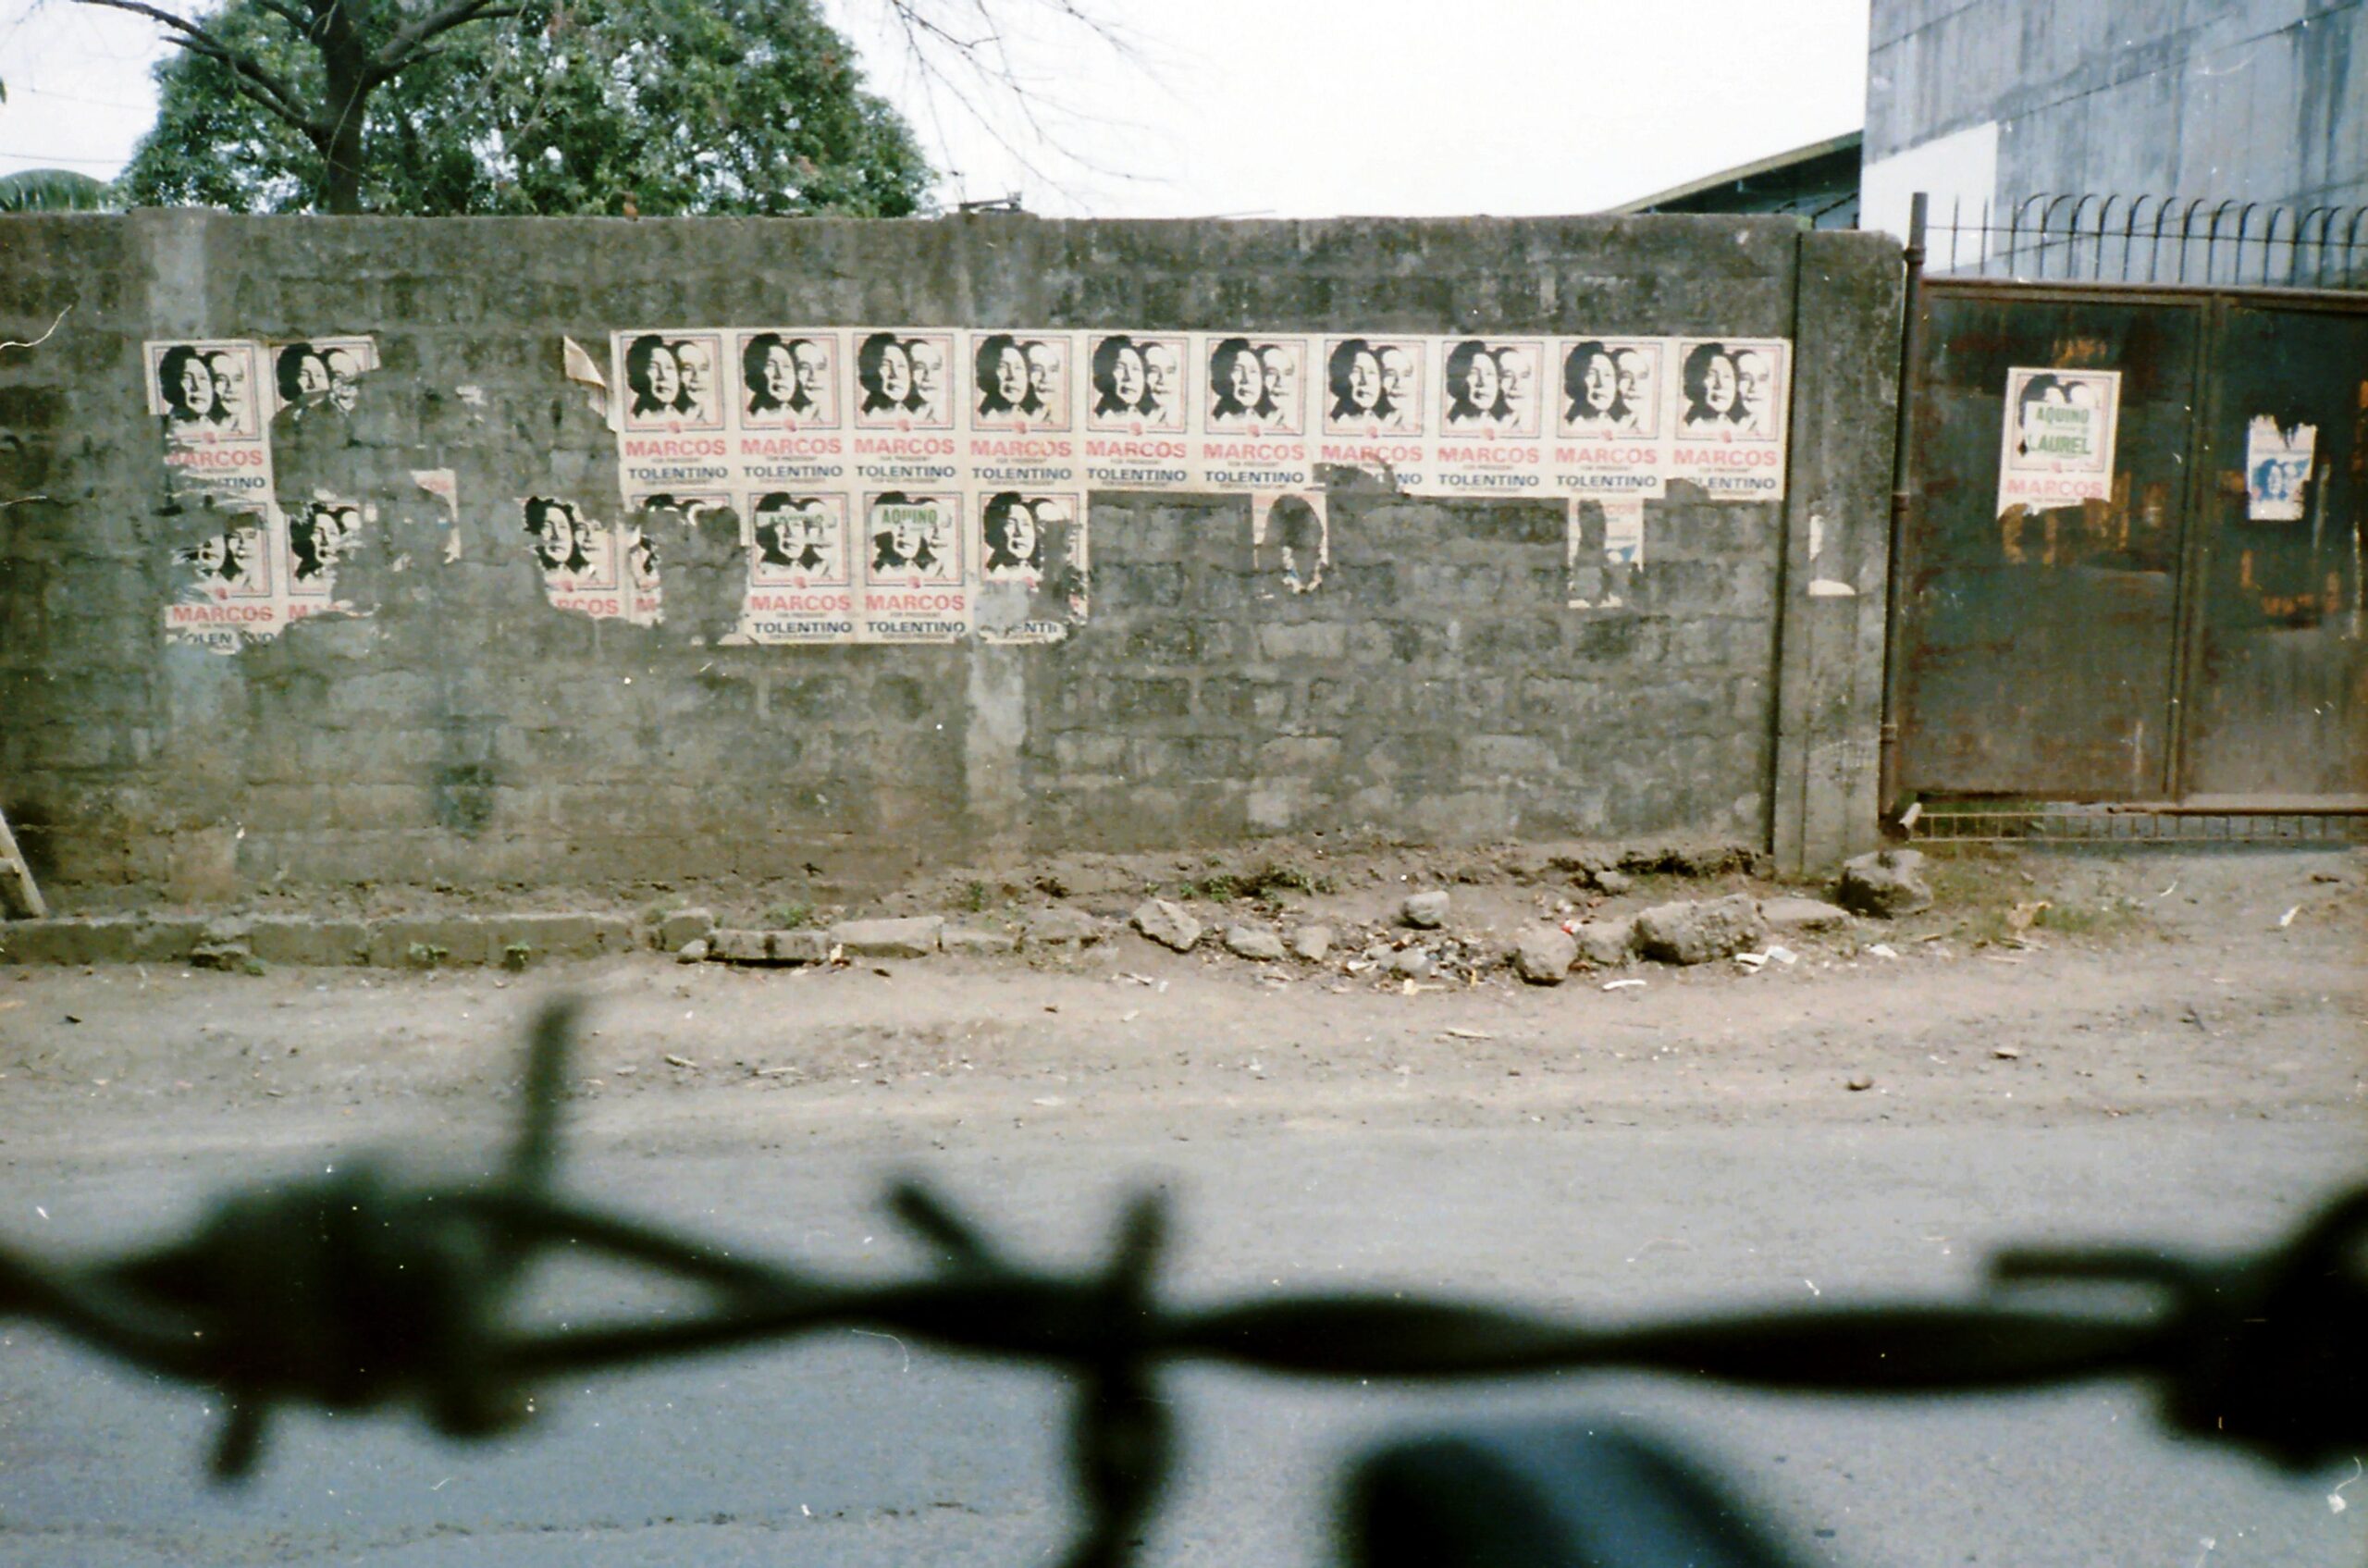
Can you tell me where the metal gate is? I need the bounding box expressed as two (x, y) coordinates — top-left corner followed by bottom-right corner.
(1884, 200), (2368, 832)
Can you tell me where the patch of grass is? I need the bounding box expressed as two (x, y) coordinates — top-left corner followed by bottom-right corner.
(962, 880), (991, 914)
(1175, 872), (1244, 903)
(766, 901), (814, 930)
(1177, 864), (1338, 904)
(404, 942), (450, 969)
(502, 942), (535, 971)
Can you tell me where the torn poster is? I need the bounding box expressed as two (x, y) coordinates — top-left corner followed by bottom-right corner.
(1997, 366), (2121, 513)
(2244, 417), (2314, 522)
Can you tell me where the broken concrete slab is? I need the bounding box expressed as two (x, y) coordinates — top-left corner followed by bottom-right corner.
(1223, 925), (1289, 961)
(1634, 895), (1767, 966)
(487, 912), (633, 962)
(829, 916), (944, 958)
(1837, 849), (1934, 918)
(709, 928), (831, 965)
(1131, 898), (1202, 952)
(657, 907), (716, 950)
(943, 926), (1019, 956)
(1571, 916), (1636, 967)
(248, 916), (369, 967)
(1289, 924), (1333, 963)
(675, 937), (710, 964)
(1020, 907), (1111, 947)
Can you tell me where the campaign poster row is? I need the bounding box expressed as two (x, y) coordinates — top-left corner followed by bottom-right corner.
(142, 336), (380, 650)
(607, 327), (1793, 507)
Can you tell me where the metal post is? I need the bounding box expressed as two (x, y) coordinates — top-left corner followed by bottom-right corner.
(1877, 192), (1928, 822)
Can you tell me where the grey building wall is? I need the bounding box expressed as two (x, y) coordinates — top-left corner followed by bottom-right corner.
(1867, 0), (2366, 210)
(0, 212), (1900, 905)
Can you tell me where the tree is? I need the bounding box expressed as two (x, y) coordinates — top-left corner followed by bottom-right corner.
(0, 169), (118, 212)
(102, 0), (931, 216)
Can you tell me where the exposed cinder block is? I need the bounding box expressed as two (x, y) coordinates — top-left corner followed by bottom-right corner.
(657, 907), (716, 950)
(487, 912), (628, 962)
(250, 916), (370, 967)
(828, 916), (943, 957)
(366, 915), (491, 968)
(709, 928), (831, 965)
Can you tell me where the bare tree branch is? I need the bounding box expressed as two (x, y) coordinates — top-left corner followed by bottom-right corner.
(369, 0), (518, 78)
(65, 0), (320, 132)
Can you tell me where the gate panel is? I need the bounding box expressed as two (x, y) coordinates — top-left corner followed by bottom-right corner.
(2180, 301), (2368, 801)
(1895, 290), (2201, 799)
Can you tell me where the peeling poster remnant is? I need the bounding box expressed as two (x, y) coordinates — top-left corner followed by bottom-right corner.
(1997, 366), (2121, 515)
(1565, 497), (1644, 610)
(521, 496), (655, 625)
(976, 488), (1089, 643)
(1253, 490), (1327, 596)
(2244, 417), (2315, 522)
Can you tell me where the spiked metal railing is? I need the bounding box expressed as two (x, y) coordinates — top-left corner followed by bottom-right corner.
(1924, 192), (2368, 290)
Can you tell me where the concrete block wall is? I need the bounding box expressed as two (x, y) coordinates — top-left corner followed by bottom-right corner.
(0, 211), (1901, 902)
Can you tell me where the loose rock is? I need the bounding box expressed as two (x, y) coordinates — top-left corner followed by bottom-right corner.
(1571, 916), (1637, 967)
(943, 926), (1018, 956)
(1590, 869), (1634, 895)
(1836, 848), (1934, 919)
(709, 928), (831, 965)
(1289, 924), (1333, 963)
(1514, 927), (1577, 985)
(1633, 894), (1768, 966)
(1131, 898), (1203, 952)
(1224, 925), (1288, 961)
(1400, 890), (1451, 929)
(829, 916), (944, 958)
(674, 937), (710, 964)
(658, 907), (716, 950)
(1759, 895), (1852, 931)
(1388, 946), (1437, 978)
(1021, 907), (1109, 947)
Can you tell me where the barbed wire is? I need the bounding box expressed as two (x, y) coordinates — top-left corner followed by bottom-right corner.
(1, 997), (2362, 1567)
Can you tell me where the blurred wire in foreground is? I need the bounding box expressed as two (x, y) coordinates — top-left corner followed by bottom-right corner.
(0, 997), (2361, 1568)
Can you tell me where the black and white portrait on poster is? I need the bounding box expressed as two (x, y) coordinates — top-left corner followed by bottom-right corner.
(735, 331), (840, 429)
(520, 496), (626, 620)
(179, 514), (273, 599)
(1668, 338), (1791, 500)
(861, 489), (969, 641)
(616, 330), (727, 432)
(749, 491), (850, 585)
(1440, 339), (1545, 438)
(976, 489), (1086, 643)
(1204, 336), (1306, 435)
(1993, 366), (2119, 513)
(286, 500), (360, 593)
(148, 340), (264, 440)
(268, 336), (376, 423)
(969, 332), (1073, 432)
(629, 490), (729, 524)
(1085, 333), (1188, 434)
(1557, 338), (1660, 438)
(852, 330), (956, 430)
(1320, 336), (1425, 437)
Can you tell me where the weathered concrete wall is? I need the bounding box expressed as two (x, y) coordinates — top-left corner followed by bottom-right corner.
(1866, 0), (2368, 211)
(0, 212), (1900, 901)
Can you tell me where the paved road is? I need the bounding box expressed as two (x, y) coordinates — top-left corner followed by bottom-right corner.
(0, 1099), (2361, 1568)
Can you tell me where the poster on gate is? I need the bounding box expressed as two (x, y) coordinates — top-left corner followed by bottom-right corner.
(1995, 366), (2120, 512)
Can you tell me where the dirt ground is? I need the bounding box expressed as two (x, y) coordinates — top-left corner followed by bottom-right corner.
(0, 843), (2359, 1162)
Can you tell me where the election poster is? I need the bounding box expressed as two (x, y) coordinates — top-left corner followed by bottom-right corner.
(974, 488), (1088, 643)
(2244, 417), (2315, 523)
(1552, 337), (1667, 500)
(1193, 334), (1314, 490)
(1430, 337), (1551, 497)
(1995, 366), (2120, 513)
(1665, 338), (1791, 500)
(858, 488), (970, 641)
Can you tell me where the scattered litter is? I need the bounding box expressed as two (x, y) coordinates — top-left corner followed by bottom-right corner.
(754, 1066), (796, 1078)
(1845, 1073), (1873, 1091)
(1116, 971), (1156, 986)
(1868, 944), (1899, 959)
(2277, 906), (2300, 928)
(1442, 1027), (1495, 1041)
(1897, 801), (1921, 829)
(2006, 900), (2049, 932)
(1804, 1278), (1822, 1295)
(663, 1055), (696, 1068)
(1993, 1045), (2021, 1060)
(1602, 979), (1647, 991)
(1766, 945), (1798, 966)
(1733, 952), (1768, 971)
(1030, 1096), (1065, 1107)
(1120, 1009), (1140, 1023)
(613, 1065), (637, 1076)
(2152, 881), (2179, 900)
(2328, 1456), (2360, 1514)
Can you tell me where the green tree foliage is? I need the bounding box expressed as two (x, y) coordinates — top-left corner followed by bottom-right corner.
(0, 169), (118, 212)
(116, 0), (932, 216)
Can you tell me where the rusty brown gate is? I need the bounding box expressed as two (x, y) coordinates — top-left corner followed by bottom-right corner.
(1884, 217), (2368, 833)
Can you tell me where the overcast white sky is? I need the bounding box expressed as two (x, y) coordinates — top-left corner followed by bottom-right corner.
(0, 0), (1869, 216)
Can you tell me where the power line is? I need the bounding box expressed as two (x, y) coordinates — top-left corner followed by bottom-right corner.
(0, 149), (127, 167)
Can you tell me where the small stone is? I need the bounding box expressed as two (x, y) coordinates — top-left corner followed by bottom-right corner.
(1224, 925), (1288, 961)
(943, 926), (1018, 956)
(1289, 924), (1333, 963)
(1400, 890), (1451, 929)
(1590, 869), (1634, 895)
(1846, 1073), (1873, 1092)
(1514, 927), (1577, 985)
(1571, 917), (1636, 967)
(1388, 947), (1437, 978)
(1130, 898), (1202, 952)
(674, 937), (710, 964)
(1760, 896), (1852, 931)
(1836, 849), (1934, 919)
(188, 941), (251, 972)
(1634, 894), (1768, 966)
